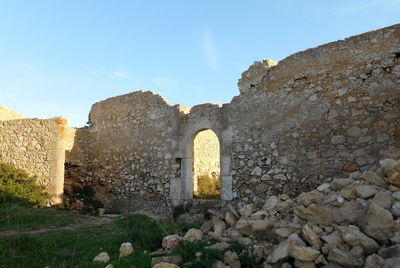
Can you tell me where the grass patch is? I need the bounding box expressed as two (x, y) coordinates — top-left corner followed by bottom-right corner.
(0, 210), (199, 267)
(0, 202), (84, 232)
(0, 205), (257, 267)
(173, 240), (225, 267)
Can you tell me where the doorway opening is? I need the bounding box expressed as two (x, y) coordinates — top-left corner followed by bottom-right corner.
(192, 129), (220, 199)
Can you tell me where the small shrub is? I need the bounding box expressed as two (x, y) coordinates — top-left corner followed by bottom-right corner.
(0, 163), (50, 207)
(120, 214), (165, 251)
(194, 174), (220, 199)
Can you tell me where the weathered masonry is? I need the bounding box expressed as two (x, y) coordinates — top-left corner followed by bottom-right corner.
(1, 24), (400, 215)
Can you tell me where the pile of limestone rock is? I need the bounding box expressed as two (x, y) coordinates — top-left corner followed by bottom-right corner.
(161, 157), (400, 268)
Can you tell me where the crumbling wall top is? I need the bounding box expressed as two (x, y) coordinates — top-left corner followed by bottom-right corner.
(238, 23), (400, 95)
(0, 104), (23, 121)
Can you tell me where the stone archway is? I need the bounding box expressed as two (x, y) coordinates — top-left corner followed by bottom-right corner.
(191, 128), (221, 199)
(180, 124), (232, 202)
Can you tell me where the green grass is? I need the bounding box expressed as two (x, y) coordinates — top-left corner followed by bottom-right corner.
(0, 203), (84, 232)
(0, 205), (260, 268)
(0, 210), (199, 268)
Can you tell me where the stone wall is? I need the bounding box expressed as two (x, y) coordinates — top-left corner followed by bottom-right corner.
(64, 23), (400, 213)
(0, 117), (67, 203)
(66, 91), (182, 215)
(228, 23), (400, 205)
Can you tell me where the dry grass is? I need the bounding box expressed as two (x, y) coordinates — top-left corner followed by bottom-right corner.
(194, 174), (220, 199)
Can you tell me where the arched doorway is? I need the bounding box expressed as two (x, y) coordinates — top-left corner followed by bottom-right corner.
(192, 129), (220, 199)
(176, 119), (233, 203)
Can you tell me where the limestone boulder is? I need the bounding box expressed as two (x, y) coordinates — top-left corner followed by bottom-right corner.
(251, 219), (275, 240)
(223, 251), (241, 268)
(225, 212), (237, 227)
(183, 228), (203, 242)
(360, 204), (396, 243)
(338, 200), (363, 223)
(200, 220), (213, 233)
(289, 245), (320, 262)
(297, 191), (322, 206)
(355, 185), (378, 199)
(212, 216), (227, 236)
(302, 224), (321, 250)
(388, 172), (400, 188)
(119, 242), (134, 257)
(331, 178), (353, 191)
(251, 210), (268, 220)
(391, 202), (400, 217)
(380, 159), (400, 177)
(162, 234), (182, 249)
(293, 204), (333, 225)
(235, 218), (252, 236)
(361, 171), (386, 185)
(262, 195), (279, 214)
(337, 225), (379, 254)
(340, 183), (357, 200)
(321, 231), (343, 253)
(239, 204), (255, 217)
(365, 254), (384, 268)
(267, 238), (291, 263)
(370, 191), (393, 209)
(267, 233), (305, 264)
(212, 261), (229, 268)
(152, 262), (180, 268)
(93, 252), (110, 263)
(151, 256), (182, 266)
(327, 248), (364, 267)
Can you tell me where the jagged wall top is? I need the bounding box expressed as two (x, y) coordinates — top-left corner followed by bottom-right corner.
(238, 23), (400, 94)
(0, 104), (23, 121)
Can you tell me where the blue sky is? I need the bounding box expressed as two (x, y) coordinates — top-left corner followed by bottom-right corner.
(0, 0), (399, 127)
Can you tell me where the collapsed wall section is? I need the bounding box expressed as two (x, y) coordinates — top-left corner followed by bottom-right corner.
(76, 91), (181, 215)
(229, 24), (400, 205)
(0, 118), (67, 203)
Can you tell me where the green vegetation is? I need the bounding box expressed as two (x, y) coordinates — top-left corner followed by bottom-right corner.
(66, 184), (104, 215)
(194, 174), (220, 199)
(0, 206), (260, 267)
(0, 162), (50, 207)
(0, 203), (83, 232)
(0, 163), (255, 267)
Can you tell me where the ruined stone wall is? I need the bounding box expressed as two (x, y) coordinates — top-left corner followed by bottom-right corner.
(0, 118), (67, 203)
(193, 129), (220, 192)
(228, 24), (400, 205)
(0, 105), (23, 120)
(64, 23), (400, 212)
(75, 91), (182, 215)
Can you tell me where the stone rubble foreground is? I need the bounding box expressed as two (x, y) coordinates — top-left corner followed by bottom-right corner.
(156, 156), (400, 267)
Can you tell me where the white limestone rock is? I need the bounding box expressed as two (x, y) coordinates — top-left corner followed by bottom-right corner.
(93, 252), (110, 263)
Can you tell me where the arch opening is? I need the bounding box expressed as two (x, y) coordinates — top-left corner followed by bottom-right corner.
(192, 129), (221, 199)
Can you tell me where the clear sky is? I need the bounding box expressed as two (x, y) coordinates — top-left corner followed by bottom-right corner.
(0, 0), (399, 127)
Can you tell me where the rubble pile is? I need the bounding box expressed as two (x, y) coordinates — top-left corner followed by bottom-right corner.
(166, 157), (400, 267)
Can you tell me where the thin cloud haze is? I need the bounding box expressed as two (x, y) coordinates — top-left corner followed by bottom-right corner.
(200, 29), (219, 72)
